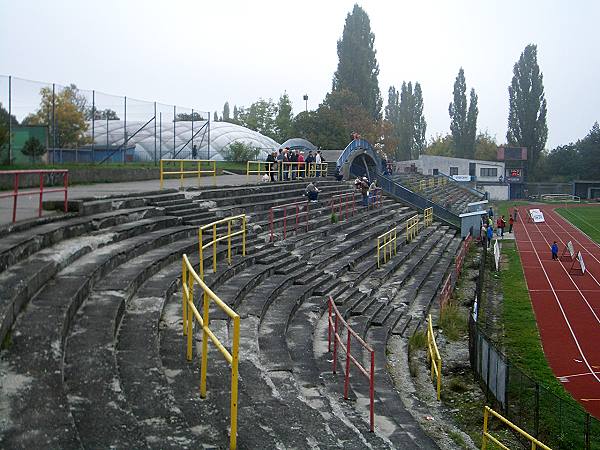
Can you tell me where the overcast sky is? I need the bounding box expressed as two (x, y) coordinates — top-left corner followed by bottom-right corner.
(1, 0), (598, 148)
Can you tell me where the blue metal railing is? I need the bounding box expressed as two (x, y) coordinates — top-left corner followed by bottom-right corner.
(377, 174), (461, 229)
(336, 139), (374, 168)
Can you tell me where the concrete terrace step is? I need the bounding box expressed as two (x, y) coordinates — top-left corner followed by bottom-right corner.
(0, 215), (181, 346)
(63, 237), (201, 449)
(0, 225), (195, 448)
(0, 206), (165, 272)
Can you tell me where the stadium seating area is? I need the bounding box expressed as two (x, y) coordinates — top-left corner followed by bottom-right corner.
(0, 178), (462, 448)
(392, 172), (485, 214)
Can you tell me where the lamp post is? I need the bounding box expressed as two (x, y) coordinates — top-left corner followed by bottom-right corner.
(303, 94), (308, 112)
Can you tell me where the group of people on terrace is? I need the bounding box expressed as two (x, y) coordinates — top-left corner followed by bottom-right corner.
(265, 147), (325, 182)
(354, 176), (379, 207)
(480, 206), (516, 248)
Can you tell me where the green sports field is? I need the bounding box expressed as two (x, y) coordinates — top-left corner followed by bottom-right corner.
(555, 205), (600, 244)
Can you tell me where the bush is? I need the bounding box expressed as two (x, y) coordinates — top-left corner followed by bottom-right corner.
(221, 141), (260, 162)
(21, 136), (46, 162)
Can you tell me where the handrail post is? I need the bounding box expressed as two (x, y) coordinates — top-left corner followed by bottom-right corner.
(327, 298), (332, 352)
(12, 173), (19, 223)
(180, 160), (184, 189)
(182, 258), (188, 335)
(200, 290), (209, 398)
(377, 236), (380, 268)
(63, 171), (69, 213)
(199, 228), (204, 279)
(212, 224), (217, 273)
(160, 159), (164, 189)
(332, 314), (339, 374)
(38, 172), (44, 217)
(306, 201), (309, 232)
(186, 279), (194, 361)
(242, 215), (246, 256)
(344, 327), (352, 399)
(482, 406), (489, 450)
(283, 208), (287, 240)
(370, 350), (375, 432)
(295, 204), (299, 234)
(227, 220), (232, 264)
(230, 316), (240, 450)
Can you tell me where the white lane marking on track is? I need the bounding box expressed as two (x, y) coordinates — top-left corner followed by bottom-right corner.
(518, 216), (600, 384)
(557, 370), (600, 380)
(530, 210), (600, 326)
(546, 207), (600, 268)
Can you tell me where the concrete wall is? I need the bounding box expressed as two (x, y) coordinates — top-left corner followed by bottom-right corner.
(0, 168), (160, 190)
(479, 184), (509, 200)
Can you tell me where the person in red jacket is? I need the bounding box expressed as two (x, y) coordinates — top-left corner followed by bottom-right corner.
(297, 151), (305, 178)
(508, 216), (514, 233)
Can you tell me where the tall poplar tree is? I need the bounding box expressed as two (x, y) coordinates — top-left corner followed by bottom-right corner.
(332, 4), (382, 121)
(507, 44), (548, 177)
(398, 82), (414, 160)
(222, 102), (230, 121)
(449, 68), (478, 158)
(413, 82), (427, 157)
(275, 92), (293, 143)
(384, 86), (401, 158)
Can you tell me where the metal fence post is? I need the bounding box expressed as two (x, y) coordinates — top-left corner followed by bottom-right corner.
(159, 112), (162, 160)
(173, 105), (176, 158)
(7, 75), (11, 164)
(207, 113), (211, 160)
(123, 96), (127, 163)
(153, 102), (157, 165)
(52, 83), (56, 152)
(91, 90), (95, 161)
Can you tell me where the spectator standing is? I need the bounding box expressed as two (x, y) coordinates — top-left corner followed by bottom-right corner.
(496, 217), (502, 237)
(290, 150), (298, 180)
(315, 150), (322, 177)
(192, 144), (198, 159)
(360, 177), (369, 206)
(276, 149), (284, 181)
(368, 180), (378, 205)
(482, 223), (488, 248)
(499, 215), (506, 237)
(486, 223), (494, 248)
(488, 206), (494, 219)
(297, 151), (305, 178)
(508, 216), (514, 233)
(551, 241), (559, 260)
(282, 148), (290, 181)
(266, 151), (276, 182)
(513, 207), (518, 222)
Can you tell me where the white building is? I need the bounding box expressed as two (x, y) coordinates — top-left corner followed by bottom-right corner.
(395, 155), (505, 183)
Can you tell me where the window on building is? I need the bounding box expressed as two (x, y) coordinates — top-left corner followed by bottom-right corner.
(432, 168), (439, 175)
(449, 167), (459, 176)
(480, 167), (498, 177)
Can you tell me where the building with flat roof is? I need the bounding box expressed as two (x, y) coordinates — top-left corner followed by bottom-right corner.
(394, 155), (505, 183)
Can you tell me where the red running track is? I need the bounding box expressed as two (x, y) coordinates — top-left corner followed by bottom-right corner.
(514, 204), (600, 418)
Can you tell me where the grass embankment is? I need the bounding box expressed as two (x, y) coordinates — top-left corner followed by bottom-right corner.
(556, 206), (600, 244)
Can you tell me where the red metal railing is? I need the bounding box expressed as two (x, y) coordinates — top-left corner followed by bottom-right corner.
(440, 235), (472, 309)
(327, 296), (375, 432)
(329, 192), (356, 221)
(269, 200), (310, 242)
(0, 170), (68, 223)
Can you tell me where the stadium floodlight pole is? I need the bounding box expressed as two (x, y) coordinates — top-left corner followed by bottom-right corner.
(52, 83), (56, 152)
(173, 105), (176, 159)
(207, 112), (211, 160)
(191, 108), (194, 156)
(106, 115), (109, 159)
(123, 96), (127, 163)
(303, 94), (308, 112)
(154, 102), (157, 165)
(159, 112), (162, 160)
(92, 90), (95, 161)
(7, 75), (11, 165)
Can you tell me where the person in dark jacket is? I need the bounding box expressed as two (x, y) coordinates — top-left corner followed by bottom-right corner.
(266, 151), (276, 182)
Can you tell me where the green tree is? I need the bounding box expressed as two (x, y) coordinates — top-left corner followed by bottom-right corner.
(576, 121), (600, 180)
(384, 86), (401, 158)
(238, 98), (277, 140)
(0, 102), (18, 164)
(424, 134), (455, 157)
(223, 102), (230, 122)
(466, 88), (478, 158)
(21, 136), (46, 162)
(507, 44), (548, 178)
(175, 112), (204, 122)
(275, 92), (293, 142)
(221, 141), (260, 162)
(233, 105), (239, 122)
(473, 131), (498, 161)
(322, 88), (378, 145)
(332, 4), (382, 121)
(213, 111), (219, 122)
(413, 82), (427, 157)
(23, 84), (91, 148)
(87, 108), (120, 121)
(291, 109), (346, 150)
(449, 68), (478, 158)
(397, 82), (414, 160)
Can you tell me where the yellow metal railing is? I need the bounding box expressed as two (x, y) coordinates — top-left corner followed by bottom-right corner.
(199, 215), (246, 280)
(482, 406), (552, 450)
(246, 161), (275, 182)
(376, 226), (397, 268)
(426, 314), (442, 400)
(418, 180), (426, 191)
(160, 159), (216, 189)
(428, 177), (435, 187)
(423, 207), (433, 227)
(182, 254), (240, 449)
(305, 162), (328, 178)
(406, 215), (419, 242)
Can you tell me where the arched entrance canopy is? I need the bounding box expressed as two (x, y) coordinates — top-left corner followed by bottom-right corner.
(336, 138), (383, 181)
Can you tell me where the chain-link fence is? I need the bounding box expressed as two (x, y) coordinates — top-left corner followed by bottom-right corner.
(0, 75), (210, 165)
(469, 248), (600, 449)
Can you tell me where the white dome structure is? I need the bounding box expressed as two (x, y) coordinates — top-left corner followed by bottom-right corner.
(87, 120), (280, 161)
